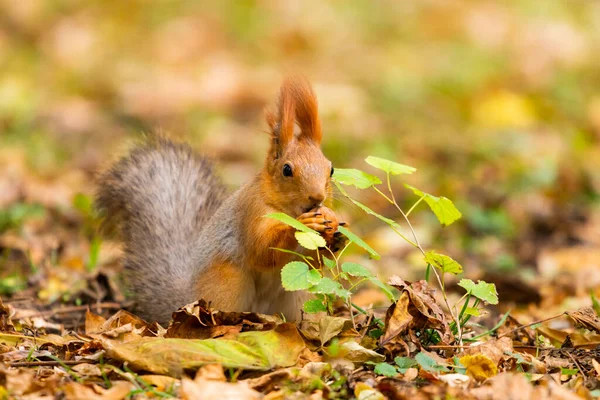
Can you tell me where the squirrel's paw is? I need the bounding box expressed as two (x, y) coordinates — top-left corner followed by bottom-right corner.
(296, 210), (337, 233)
(297, 206), (347, 252)
(329, 221), (349, 252)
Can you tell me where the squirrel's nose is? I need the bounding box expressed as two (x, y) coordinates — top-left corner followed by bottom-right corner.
(308, 193), (326, 208)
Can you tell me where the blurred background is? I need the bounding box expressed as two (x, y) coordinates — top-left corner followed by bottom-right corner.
(1, 1), (599, 317)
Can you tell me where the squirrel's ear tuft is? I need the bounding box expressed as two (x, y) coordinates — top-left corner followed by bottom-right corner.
(266, 75), (322, 152)
(285, 75), (322, 144)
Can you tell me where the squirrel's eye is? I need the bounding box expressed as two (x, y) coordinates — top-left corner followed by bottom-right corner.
(330, 166), (334, 177)
(283, 164), (293, 177)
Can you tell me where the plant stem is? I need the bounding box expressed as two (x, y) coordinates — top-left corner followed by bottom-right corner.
(351, 302), (384, 328)
(406, 196), (425, 217)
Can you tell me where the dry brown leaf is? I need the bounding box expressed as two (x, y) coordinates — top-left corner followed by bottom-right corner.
(64, 381), (134, 400)
(337, 340), (385, 364)
(438, 373), (470, 388)
(319, 316), (351, 346)
(84, 309), (107, 333)
(537, 325), (600, 348)
(566, 307), (600, 333)
(71, 363), (103, 377)
(195, 363), (227, 382)
(471, 372), (533, 400)
(138, 375), (179, 391)
(166, 299), (280, 339)
(381, 276), (454, 348)
(380, 291), (413, 345)
(86, 309), (164, 341)
(181, 378), (261, 400)
(0, 298), (15, 331)
(462, 337), (513, 365)
(244, 368), (294, 392)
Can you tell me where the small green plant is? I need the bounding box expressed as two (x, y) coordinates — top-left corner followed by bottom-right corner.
(72, 193), (102, 272)
(265, 212), (392, 324)
(268, 156), (498, 342)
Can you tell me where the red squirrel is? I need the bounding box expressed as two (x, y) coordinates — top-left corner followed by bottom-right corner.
(96, 76), (345, 324)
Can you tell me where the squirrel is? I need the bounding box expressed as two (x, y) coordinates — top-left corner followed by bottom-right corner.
(96, 76), (345, 325)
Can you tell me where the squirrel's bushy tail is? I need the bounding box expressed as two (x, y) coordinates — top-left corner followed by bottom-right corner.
(96, 136), (226, 323)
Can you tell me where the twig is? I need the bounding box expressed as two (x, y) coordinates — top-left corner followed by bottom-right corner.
(497, 313), (566, 339)
(566, 351), (587, 383)
(9, 359), (94, 368)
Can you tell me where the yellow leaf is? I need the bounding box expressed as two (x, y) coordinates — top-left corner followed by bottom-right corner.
(459, 354), (498, 381)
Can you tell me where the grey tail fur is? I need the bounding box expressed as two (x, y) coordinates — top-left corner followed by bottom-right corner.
(95, 136), (226, 324)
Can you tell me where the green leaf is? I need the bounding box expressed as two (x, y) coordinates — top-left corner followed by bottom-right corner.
(560, 368), (579, 376)
(464, 307), (481, 317)
(415, 352), (448, 373)
(264, 213), (317, 234)
(350, 199), (402, 230)
(394, 357), (418, 373)
(73, 193), (93, 214)
(281, 262), (321, 291)
(365, 156), (416, 175)
(368, 277), (396, 302)
(341, 262), (372, 277)
(424, 251), (463, 275)
(591, 292), (600, 317)
(374, 362), (398, 377)
(322, 257), (336, 270)
(338, 226), (380, 260)
(457, 279), (499, 305)
(308, 277), (341, 295)
(295, 231), (326, 250)
(333, 168), (381, 189)
(404, 184), (462, 226)
(304, 299), (327, 313)
(334, 286), (351, 300)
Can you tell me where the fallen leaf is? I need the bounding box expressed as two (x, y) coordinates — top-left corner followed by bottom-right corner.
(380, 291), (413, 345)
(338, 340), (385, 364)
(438, 373), (470, 388)
(166, 300), (279, 339)
(87, 309), (164, 340)
(0, 298), (15, 331)
(319, 316), (350, 346)
(64, 381), (134, 400)
(102, 323), (305, 376)
(138, 375), (179, 391)
(462, 337), (513, 365)
(566, 307), (600, 334)
(381, 276), (454, 347)
(195, 363), (226, 382)
(354, 382), (385, 400)
(181, 378), (261, 400)
(460, 354), (498, 381)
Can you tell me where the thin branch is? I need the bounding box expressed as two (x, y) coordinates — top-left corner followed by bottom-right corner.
(497, 313), (566, 339)
(9, 359), (94, 367)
